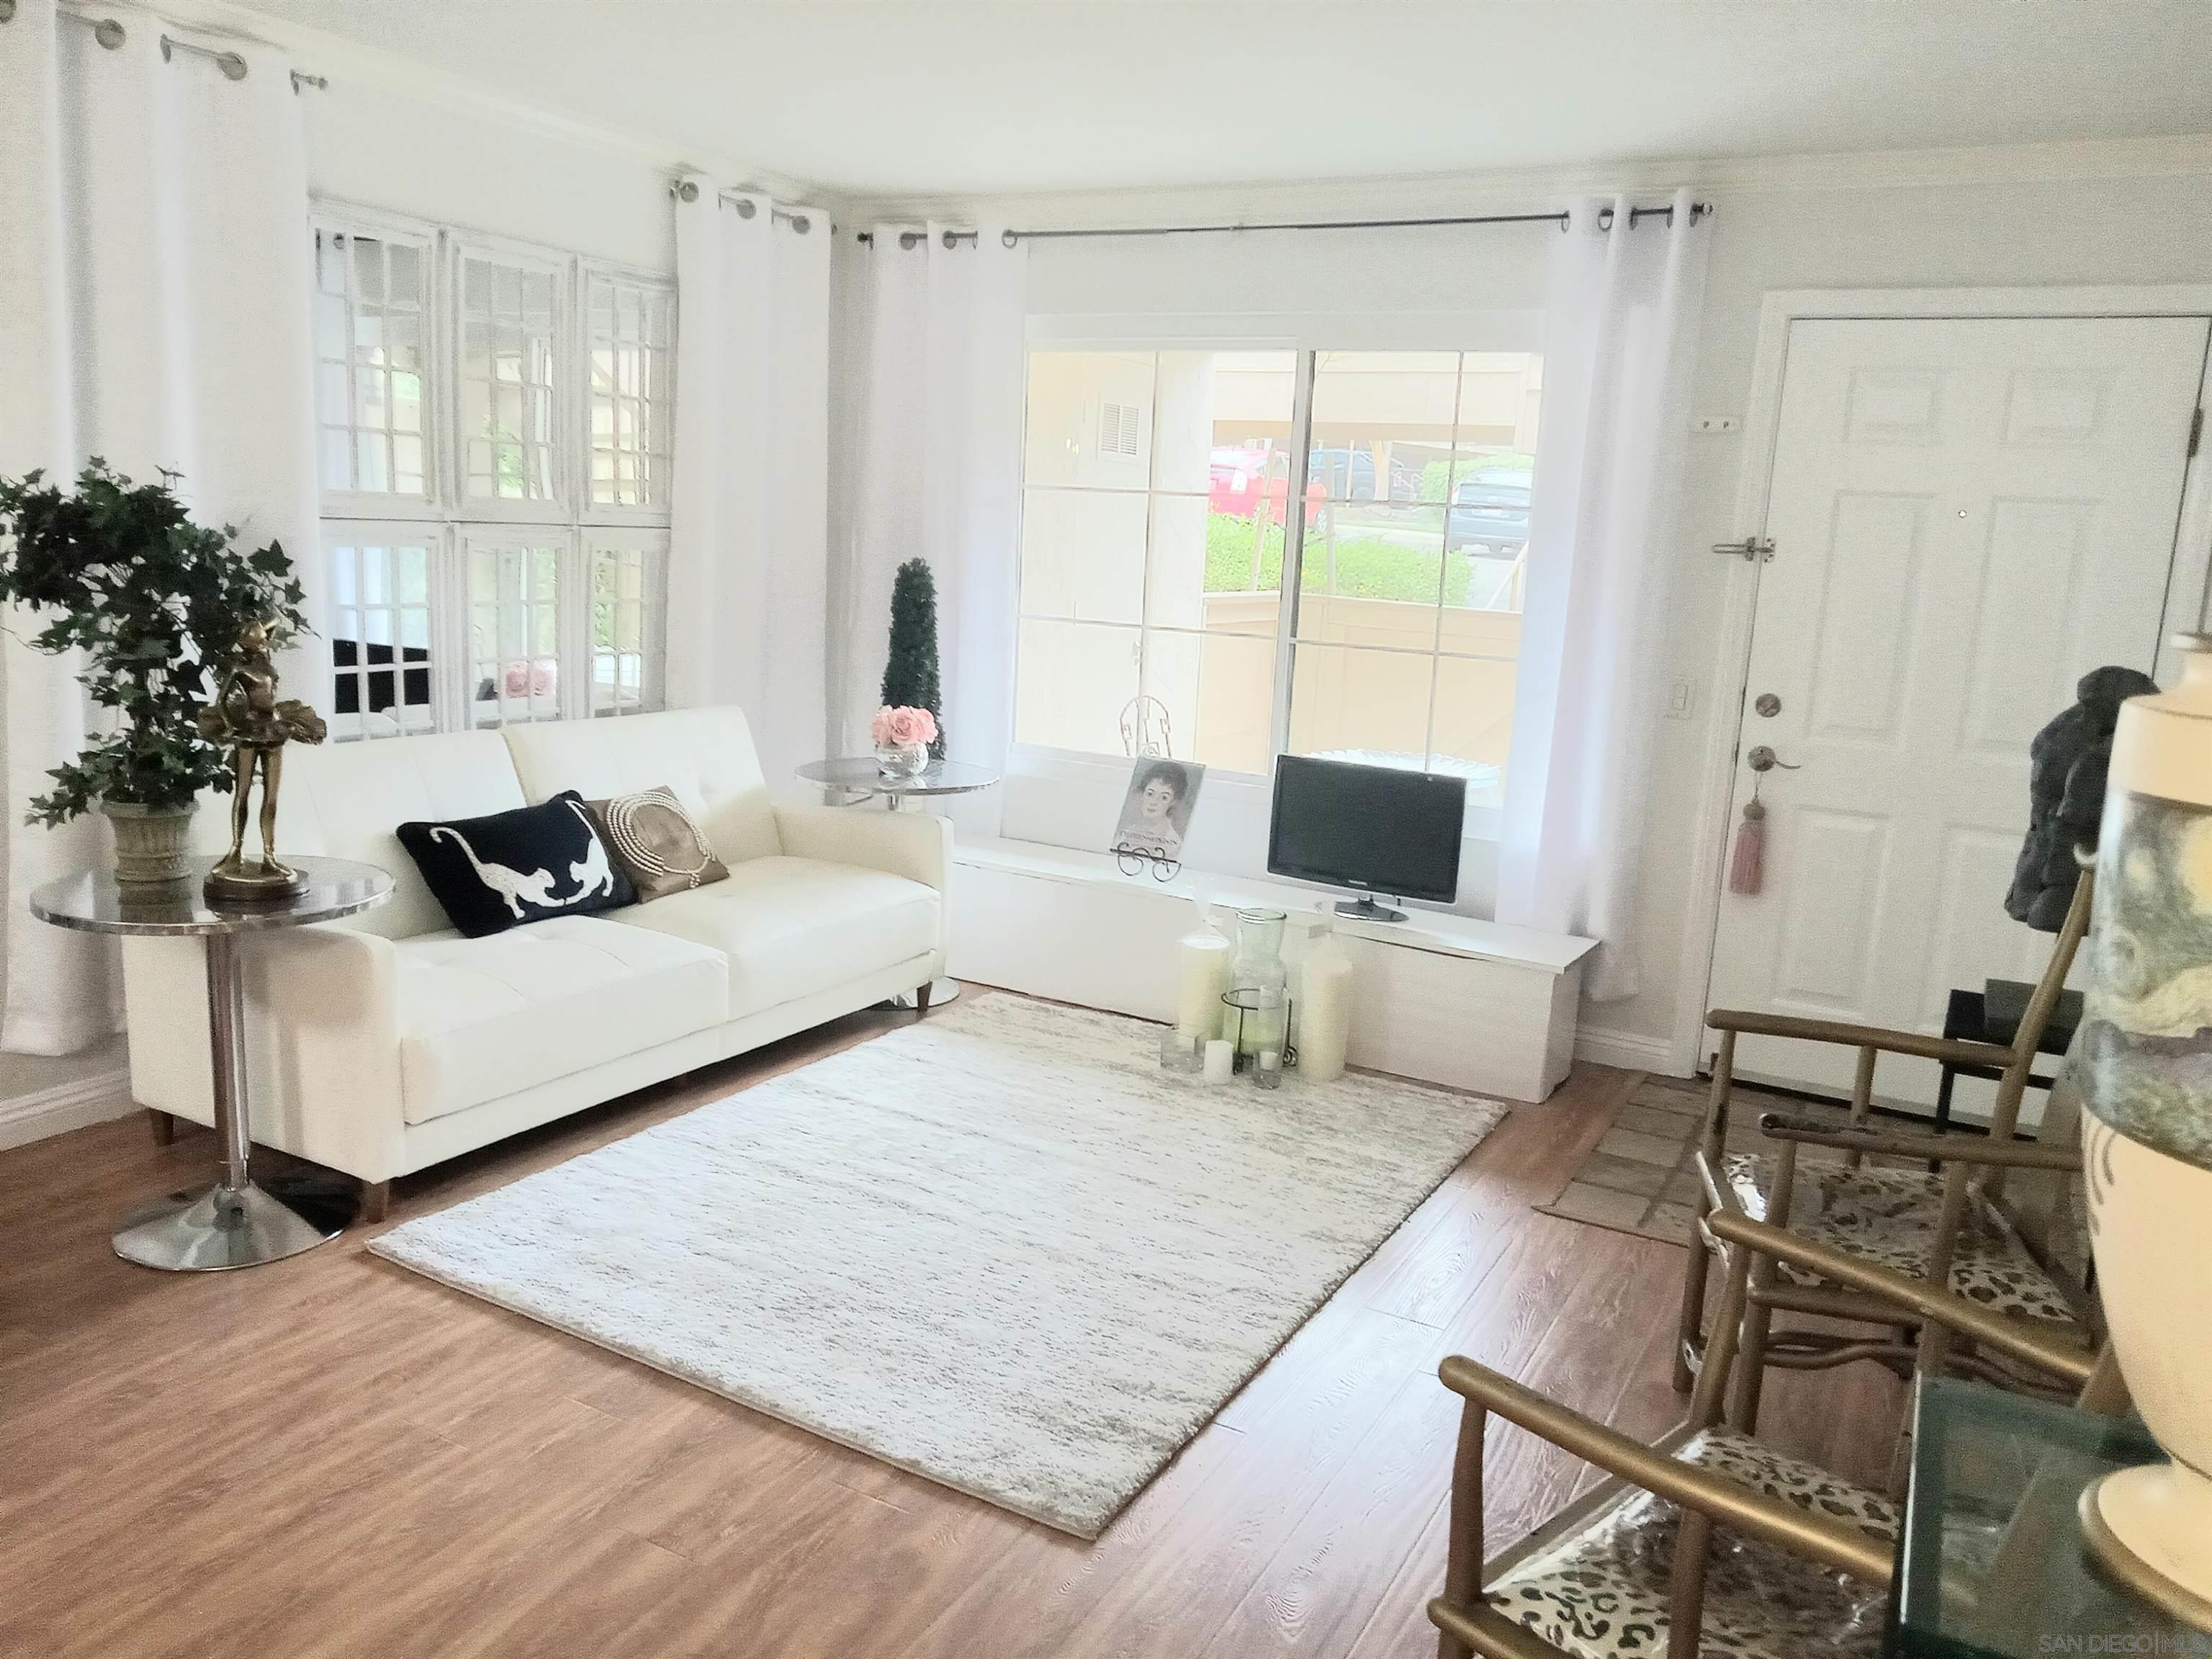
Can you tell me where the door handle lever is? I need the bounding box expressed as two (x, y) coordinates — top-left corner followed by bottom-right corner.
(1745, 745), (1799, 773)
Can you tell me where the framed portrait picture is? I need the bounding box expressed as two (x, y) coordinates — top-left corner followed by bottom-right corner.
(1111, 757), (1205, 871)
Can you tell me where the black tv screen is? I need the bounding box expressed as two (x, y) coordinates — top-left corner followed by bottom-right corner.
(1267, 755), (1465, 904)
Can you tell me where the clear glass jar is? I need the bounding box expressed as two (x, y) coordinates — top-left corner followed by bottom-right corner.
(1228, 908), (1289, 1058)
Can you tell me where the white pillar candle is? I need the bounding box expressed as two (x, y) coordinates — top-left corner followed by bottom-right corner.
(1202, 1038), (1234, 1084)
(1175, 930), (1233, 1039)
(1299, 947), (1354, 1082)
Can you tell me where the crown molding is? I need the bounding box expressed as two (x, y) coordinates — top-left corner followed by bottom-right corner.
(56, 0), (842, 207)
(845, 130), (2212, 232)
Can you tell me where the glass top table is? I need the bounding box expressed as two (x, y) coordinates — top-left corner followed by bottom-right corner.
(30, 855), (393, 1272)
(794, 757), (1003, 801)
(1888, 1376), (2203, 1658)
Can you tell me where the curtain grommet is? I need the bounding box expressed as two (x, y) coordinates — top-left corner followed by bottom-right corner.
(734, 197), (757, 219)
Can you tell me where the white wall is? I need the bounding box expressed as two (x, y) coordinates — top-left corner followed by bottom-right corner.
(303, 81), (676, 272)
(955, 158), (2212, 1066)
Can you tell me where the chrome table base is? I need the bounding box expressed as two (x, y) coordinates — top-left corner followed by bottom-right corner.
(115, 929), (334, 1271)
(113, 1180), (341, 1272)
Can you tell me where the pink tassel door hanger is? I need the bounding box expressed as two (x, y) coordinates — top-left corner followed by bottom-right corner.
(1727, 744), (1798, 897)
(1727, 788), (1766, 895)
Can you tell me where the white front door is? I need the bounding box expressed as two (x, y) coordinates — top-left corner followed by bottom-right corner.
(1707, 314), (2211, 1110)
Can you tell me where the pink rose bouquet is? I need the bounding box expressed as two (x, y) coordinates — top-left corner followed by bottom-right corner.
(871, 705), (938, 748)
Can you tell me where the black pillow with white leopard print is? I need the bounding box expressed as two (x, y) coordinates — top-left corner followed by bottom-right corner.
(397, 790), (637, 939)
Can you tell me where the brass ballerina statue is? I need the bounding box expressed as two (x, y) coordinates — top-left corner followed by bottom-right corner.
(197, 619), (328, 900)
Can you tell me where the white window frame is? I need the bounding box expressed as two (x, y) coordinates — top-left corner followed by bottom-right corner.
(459, 525), (580, 727)
(323, 521), (449, 740)
(1010, 313), (1541, 845)
(313, 207), (443, 523)
(448, 232), (573, 524)
(583, 529), (670, 716)
(311, 200), (676, 739)
(580, 262), (680, 526)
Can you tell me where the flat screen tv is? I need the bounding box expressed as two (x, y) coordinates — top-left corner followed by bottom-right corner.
(1267, 755), (1465, 922)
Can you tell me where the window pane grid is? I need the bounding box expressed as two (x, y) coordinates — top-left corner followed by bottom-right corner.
(587, 275), (673, 509)
(326, 537), (437, 741)
(315, 216), (672, 735)
(468, 541), (565, 727)
(314, 230), (428, 498)
(459, 254), (560, 503)
(1014, 347), (1535, 798)
(587, 539), (660, 716)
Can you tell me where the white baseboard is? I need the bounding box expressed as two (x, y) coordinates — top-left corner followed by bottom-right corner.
(1574, 1026), (1684, 1076)
(0, 1067), (135, 1151)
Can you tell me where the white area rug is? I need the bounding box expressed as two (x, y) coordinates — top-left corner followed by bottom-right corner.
(369, 994), (1508, 1537)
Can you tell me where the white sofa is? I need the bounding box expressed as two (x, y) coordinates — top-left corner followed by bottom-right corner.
(122, 706), (948, 1208)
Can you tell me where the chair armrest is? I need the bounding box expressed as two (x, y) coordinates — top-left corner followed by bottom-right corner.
(1758, 1112), (2082, 1172)
(123, 925), (408, 1184)
(1437, 1355), (1893, 1581)
(1705, 1007), (2013, 1070)
(773, 803), (951, 894)
(1703, 1210), (2095, 1385)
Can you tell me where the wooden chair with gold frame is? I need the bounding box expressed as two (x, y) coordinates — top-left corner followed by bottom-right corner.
(1672, 870), (2100, 1434)
(1431, 1210), (2114, 1659)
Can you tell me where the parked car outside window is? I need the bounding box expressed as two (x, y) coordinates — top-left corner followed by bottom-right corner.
(1444, 467), (1532, 553)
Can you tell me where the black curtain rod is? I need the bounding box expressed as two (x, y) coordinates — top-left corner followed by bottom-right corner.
(854, 202), (1709, 247)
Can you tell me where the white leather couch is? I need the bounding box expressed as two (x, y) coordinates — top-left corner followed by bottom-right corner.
(122, 707), (948, 1206)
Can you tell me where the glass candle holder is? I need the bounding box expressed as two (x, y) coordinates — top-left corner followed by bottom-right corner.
(1159, 1028), (1205, 1074)
(1202, 1038), (1235, 1085)
(1254, 1047), (1283, 1091)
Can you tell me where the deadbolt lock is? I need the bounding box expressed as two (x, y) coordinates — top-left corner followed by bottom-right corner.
(1753, 692), (1781, 718)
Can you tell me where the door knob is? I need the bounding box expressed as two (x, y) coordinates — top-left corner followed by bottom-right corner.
(1745, 745), (1799, 773)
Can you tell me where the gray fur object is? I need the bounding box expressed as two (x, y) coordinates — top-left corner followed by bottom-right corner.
(2006, 665), (2159, 930)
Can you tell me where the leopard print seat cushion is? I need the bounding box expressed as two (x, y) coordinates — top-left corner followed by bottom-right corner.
(1722, 1154), (2077, 1325)
(1485, 1428), (1894, 1659)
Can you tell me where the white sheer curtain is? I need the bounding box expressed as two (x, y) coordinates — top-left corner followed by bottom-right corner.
(834, 222), (1026, 833)
(1496, 187), (1711, 1002)
(668, 179), (833, 789)
(0, 9), (320, 1053)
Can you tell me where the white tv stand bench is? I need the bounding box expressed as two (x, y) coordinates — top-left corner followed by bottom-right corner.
(948, 837), (1596, 1102)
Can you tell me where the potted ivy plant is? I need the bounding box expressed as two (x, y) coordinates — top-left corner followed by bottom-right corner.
(0, 462), (308, 887)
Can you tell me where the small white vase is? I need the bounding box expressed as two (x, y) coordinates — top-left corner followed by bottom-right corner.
(2077, 631), (2212, 1624)
(101, 800), (197, 888)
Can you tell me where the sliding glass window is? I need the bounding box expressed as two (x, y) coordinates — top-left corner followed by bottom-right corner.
(1012, 348), (1540, 809)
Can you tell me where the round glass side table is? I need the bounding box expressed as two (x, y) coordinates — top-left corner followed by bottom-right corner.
(793, 756), (1003, 809)
(31, 855), (393, 1272)
(794, 757), (1002, 1007)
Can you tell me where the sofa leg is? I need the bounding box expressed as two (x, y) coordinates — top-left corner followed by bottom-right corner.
(914, 981), (932, 1015)
(358, 1179), (392, 1224)
(146, 1109), (176, 1147)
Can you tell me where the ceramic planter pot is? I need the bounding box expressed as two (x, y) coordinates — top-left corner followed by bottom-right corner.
(2077, 631), (2212, 1626)
(100, 800), (198, 888)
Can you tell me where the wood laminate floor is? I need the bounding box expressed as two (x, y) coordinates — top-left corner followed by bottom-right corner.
(0, 988), (1902, 1658)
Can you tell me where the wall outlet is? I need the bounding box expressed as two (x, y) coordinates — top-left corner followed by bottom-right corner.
(1691, 415), (1740, 433)
(1666, 678), (1694, 719)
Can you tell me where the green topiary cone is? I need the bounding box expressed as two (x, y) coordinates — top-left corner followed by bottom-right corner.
(881, 557), (945, 759)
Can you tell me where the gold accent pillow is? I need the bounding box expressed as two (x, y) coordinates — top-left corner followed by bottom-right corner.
(583, 786), (729, 902)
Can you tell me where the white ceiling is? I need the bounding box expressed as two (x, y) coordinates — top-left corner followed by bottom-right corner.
(228, 1), (2212, 199)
